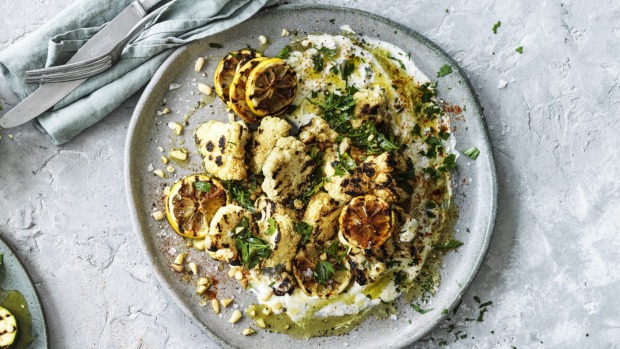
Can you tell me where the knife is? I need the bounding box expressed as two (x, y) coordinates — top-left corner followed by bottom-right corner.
(0, 0), (166, 129)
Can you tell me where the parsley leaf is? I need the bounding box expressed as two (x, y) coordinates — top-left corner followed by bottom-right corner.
(312, 53), (324, 72)
(440, 153), (457, 172)
(437, 64), (453, 77)
(234, 217), (271, 269)
(209, 43), (223, 48)
(462, 146), (480, 160)
(314, 260), (335, 286)
(194, 181), (212, 192)
(276, 45), (291, 59)
(492, 21), (501, 34)
(265, 217), (277, 236)
(293, 221), (312, 245)
(388, 55), (406, 70)
(411, 303), (433, 314)
(515, 46), (523, 54)
(224, 180), (255, 212)
(433, 239), (464, 250)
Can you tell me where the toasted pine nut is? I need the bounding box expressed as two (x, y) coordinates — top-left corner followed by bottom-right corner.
(195, 57), (205, 72)
(174, 253), (186, 265)
(256, 318), (266, 328)
(220, 298), (233, 307)
(189, 262), (198, 275)
(171, 263), (183, 272)
(212, 299), (220, 314)
(229, 310), (242, 324)
(151, 211), (164, 221)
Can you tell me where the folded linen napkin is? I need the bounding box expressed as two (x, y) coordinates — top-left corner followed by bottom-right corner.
(0, 0), (276, 144)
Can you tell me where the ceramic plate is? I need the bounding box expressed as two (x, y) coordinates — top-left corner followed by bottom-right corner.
(125, 4), (497, 348)
(0, 235), (48, 348)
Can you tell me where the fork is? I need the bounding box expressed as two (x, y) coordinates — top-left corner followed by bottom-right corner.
(25, 3), (168, 84)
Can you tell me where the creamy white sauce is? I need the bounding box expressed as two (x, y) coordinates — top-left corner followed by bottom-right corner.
(247, 33), (453, 322)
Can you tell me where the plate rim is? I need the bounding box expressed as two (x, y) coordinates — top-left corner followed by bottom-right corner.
(0, 234), (50, 349)
(124, 4), (498, 348)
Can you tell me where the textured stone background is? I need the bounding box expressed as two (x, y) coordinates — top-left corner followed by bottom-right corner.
(1, 0), (619, 348)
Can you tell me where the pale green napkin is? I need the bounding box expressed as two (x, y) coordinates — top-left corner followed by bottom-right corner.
(0, 0), (275, 144)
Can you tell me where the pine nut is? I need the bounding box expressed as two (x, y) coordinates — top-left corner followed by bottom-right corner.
(211, 299), (220, 314)
(229, 310), (242, 324)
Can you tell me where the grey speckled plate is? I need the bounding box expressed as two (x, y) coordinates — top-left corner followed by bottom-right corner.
(0, 235), (48, 348)
(125, 4), (497, 349)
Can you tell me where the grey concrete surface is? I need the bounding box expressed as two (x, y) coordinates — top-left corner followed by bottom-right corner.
(1, 0), (619, 348)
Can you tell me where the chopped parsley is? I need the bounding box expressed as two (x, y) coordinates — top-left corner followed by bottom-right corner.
(293, 221), (312, 245)
(411, 303), (433, 314)
(334, 152), (357, 176)
(234, 217), (271, 269)
(437, 64), (453, 77)
(194, 181), (212, 192)
(314, 260), (335, 286)
(439, 153), (457, 172)
(433, 239), (464, 250)
(312, 53), (324, 72)
(388, 55), (406, 70)
(224, 180), (255, 212)
(492, 21), (501, 34)
(209, 43), (224, 48)
(276, 45), (291, 59)
(311, 88), (400, 154)
(462, 146), (480, 160)
(265, 217), (277, 236)
(515, 46), (524, 54)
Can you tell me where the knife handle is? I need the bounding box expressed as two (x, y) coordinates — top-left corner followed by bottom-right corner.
(137, 0), (166, 12)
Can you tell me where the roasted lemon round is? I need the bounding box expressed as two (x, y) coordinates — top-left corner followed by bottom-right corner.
(165, 175), (227, 238)
(293, 242), (351, 298)
(338, 195), (394, 250)
(229, 57), (269, 123)
(245, 58), (297, 117)
(214, 49), (263, 105)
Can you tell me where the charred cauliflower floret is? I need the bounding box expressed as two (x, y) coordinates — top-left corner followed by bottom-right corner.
(361, 152), (412, 203)
(298, 116), (339, 144)
(261, 136), (316, 202)
(259, 213), (301, 269)
(250, 116), (292, 174)
(352, 85), (388, 128)
(323, 147), (370, 203)
(194, 121), (250, 180)
(204, 204), (252, 265)
(303, 192), (343, 243)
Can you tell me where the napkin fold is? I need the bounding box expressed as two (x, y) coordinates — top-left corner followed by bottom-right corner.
(0, 0), (276, 144)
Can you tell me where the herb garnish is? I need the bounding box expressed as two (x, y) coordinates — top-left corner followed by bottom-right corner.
(224, 180), (255, 212)
(439, 153), (457, 172)
(492, 21), (501, 34)
(234, 217), (271, 269)
(265, 217), (277, 236)
(209, 43), (224, 48)
(293, 221), (312, 245)
(311, 89), (400, 154)
(194, 181), (212, 192)
(411, 303), (433, 314)
(515, 46), (523, 54)
(433, 239), (464, 250)
(276, 45), (291, 59)
(462, 146), (480, 160)
(312, 53), (324, 72)
(437, 64), (453, 77)
(388, 55), (406, 70)
(314, 260), (335, 286)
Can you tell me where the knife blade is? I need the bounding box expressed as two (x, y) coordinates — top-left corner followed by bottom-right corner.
(0, 1), (161, 128)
